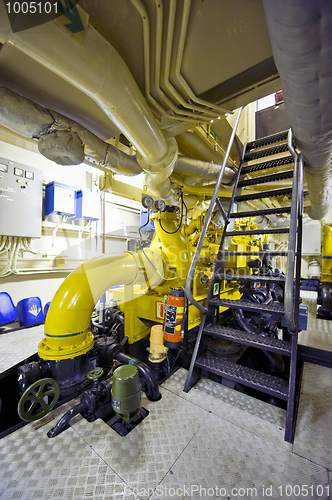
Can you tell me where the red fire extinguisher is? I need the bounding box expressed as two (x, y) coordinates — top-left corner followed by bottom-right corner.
(163, 288), (185, 349)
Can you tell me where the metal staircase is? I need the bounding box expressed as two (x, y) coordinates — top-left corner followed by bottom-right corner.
(184, 110), (304, 443)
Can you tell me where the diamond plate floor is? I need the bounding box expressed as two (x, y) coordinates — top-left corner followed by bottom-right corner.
(293, 363), (332, 470)
(1, 308), (332, 499)
(150, 413), (328, 500)
(299, 290), (332, 351)
(0, 324), (44, 373)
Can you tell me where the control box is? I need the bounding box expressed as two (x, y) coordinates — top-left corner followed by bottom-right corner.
(45, 181), (76, 216)
(74, 189), (99, 220)
(0, 157), (43, 238)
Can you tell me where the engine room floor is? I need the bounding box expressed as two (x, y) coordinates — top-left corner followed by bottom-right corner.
(0, 291), (331, 500)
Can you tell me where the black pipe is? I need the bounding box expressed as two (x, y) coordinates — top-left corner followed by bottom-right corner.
(115, 352), (162, 402)
(234, 310), (285, 374)
(234, 309), (258, 334)
(47, 401), (86, 438)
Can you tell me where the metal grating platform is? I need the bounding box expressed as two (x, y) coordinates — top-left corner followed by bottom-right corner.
(203, 323), (291, 355)
(243, 142), (289, 161)
(209, 297), (285, 315)
(195, 353), (289, 400)
(215, 272), (286, 284)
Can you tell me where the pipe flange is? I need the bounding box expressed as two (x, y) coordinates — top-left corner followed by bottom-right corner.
(38, 330), (94, 361)
(136, 132), (178, 174)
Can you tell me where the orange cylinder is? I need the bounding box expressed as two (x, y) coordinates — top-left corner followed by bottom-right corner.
(163, 288), (185, 349)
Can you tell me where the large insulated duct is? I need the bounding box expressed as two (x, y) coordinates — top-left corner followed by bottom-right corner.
(262, 0), (332, 220)
(38, 248), (165, 361)
(0, 5), (178, 198)
(0, 86), (142, 175)
(0, 86), (236, 189)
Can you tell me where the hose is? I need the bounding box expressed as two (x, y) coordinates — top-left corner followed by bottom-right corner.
(115, 352), (162, 401)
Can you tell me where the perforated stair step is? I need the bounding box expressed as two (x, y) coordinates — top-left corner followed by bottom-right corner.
(195, 353), (289, 400)
(246, 130), (289, 151)
(225, 228), (289, 236)
(238, 170), (294, 188)
(209, 298), (285, 316)
(235, 187), (293, 202)
(230, 206), (292, 218)
(215, 273), (286, 284)
(240, 155), (293, 175)
(244, 143), (289, 162)
(203, 324), (291, 355)
(222, 250), (289, 256)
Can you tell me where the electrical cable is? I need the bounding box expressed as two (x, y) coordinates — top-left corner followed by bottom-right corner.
(138, 208), (150, 242)
(159, 191), (186, 235)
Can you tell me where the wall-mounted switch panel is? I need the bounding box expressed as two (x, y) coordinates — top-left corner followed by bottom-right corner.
(0, 157), (43, 237)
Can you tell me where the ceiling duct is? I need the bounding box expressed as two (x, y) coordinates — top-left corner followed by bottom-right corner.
(263, 0), (332, 220)
(0, 4), (179, 200)
(0, 86), (142, 175)
(0, 86), (236, 190)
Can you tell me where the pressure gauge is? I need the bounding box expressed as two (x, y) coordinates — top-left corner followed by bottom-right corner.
(142, 195), (154, 209)
(0, 164), (8, 173)
(14, 167), (23, 177)
(154, 199), (166, 212)
(25, 171), (34, 180)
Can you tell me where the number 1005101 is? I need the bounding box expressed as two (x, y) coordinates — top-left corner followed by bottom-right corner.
(5, 2), (58, 14)
(278, 485), (329, 497)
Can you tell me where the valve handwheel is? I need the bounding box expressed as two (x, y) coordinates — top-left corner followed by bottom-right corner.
(87, 368), (104, 381)
(17, 378), (60, 422)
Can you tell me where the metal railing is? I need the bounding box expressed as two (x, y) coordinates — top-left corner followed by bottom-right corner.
(184, 107), (243, 313)
(285, 129), (304, 333)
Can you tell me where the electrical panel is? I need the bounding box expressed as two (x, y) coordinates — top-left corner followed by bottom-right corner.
(74, 189), (99, 220)
(0, 157), (43, 237)
(45, 181), (76, 216)
(302, 223), (321, 255)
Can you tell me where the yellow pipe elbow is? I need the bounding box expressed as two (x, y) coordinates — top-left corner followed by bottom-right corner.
(39, 249), (164, 360)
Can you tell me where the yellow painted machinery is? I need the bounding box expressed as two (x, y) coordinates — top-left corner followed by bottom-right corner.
(13, 204), (260, 429)
(317, 225), (332, 319)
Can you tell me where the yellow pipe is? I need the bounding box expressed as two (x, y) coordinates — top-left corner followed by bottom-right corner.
(170, 174), (232, 197)
(151, 211), (190, 280)
(38, 249), (165, 360)
(321, 225), (332, 281)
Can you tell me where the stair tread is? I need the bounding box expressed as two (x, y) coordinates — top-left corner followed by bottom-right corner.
(238, 170), (293, 188)
(195, 353), (288, 399)
(223, 251), (289, 256)
(241, 155), (293, 175)
(246, 130), (289, 151)
(209, 298), (285, 315)
(230, 206), (292, 218)
(235, 187), (293, 202)
(225, 228), (289, 236)
(203, 324), (291, 355)
(244, 143), (289, 161)
(215, 273), (286, 283)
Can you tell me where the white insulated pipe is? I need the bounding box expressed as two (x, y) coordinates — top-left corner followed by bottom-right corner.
(262, 0), (332, 220)
(0, 4), (177, 174)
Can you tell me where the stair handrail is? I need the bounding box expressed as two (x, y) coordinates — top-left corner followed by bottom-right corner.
(184, 107), (243, 313)
(285, 129), (303, 333)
